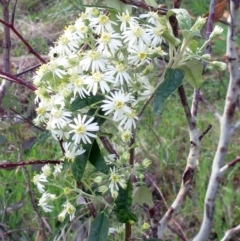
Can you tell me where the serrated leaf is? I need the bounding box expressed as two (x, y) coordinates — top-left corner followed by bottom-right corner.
(106, 0), (132, 12)
(70, 94), (104, 111)
(88, 212), (109, 241)
(132, 186), (154, 208)
(153, 68), (184, 115)
(167, 8), (191, 30)
(32, 131), (51, 148)
(145, 0), (158, 7)
(113, 180), (137, 223)
(177, 59), (203, 88)
(88, 140), (109, 174)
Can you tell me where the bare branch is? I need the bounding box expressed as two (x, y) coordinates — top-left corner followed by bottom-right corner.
(0, 19), (46, 63)
(118, 0), (168, 15)
(0, 160), (62, 169)
(219, 155), (240, 175)
(199, 124), (212, 141)
(221, 224), (240, 241)
(0, 70), (37, 91)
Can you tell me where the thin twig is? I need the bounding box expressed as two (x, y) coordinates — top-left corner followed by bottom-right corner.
(0, 19), (46, 63)
(24, 167), (47, 240)
(0, 70), (37, 91)
(199, 124), (212, 141)
(219, 155), (240, 175)
(0, 160), (62, 169)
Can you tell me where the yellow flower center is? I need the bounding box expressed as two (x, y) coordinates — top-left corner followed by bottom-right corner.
(52, 109), (62, 118)
(88, 50), (100, 60)
(116, 62), (126, 72)
(138, 52), (147, 60)
(76, 125), (86, 134)
(100, 32), (111, 44)
(36, 107), (46, 116)
(99, 15), (109, 25)
(114, 100), (124, 110)
(111, 174), (119, 182)
(121, 13), (130, 22)
(92, 71), (102, 82)
(133, 26), (143, 37)
(59, 35), (69, 45)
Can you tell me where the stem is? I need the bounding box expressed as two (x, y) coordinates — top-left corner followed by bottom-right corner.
(125, 222), (131, 241)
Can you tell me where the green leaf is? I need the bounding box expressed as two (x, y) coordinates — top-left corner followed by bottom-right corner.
(188, 40), (199, 53)
(145, 0), (158, 7)
(167, 9), (191, 30)
(71, 142), (93, 181)
(70, 94), (104, 111)
(177, 59), (203, 88)
(72, 139), (109, 181)
(106, 0), (132, 12)
(88, 140), (109, 174)
(113, 180), (137, 223)
(182, 29), (202, 40)
(32, 131), (51, 148)
(132, 186), (154, 208)
(71, 151), (88, 181)
(0, 135), (6, 145)
(87, 108), (106, 126)
(153, 68), (184, 115)
(88, 212), (109, 241)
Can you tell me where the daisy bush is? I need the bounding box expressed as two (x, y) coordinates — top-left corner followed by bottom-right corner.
(32, 6), (225, 240)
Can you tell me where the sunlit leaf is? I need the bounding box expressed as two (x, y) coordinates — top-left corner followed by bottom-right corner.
(132, 186), (154, 208)
(177, 59), (203, 88)
(167, 8), (191, 30)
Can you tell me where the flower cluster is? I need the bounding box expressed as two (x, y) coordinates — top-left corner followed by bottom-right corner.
(33, 7), (225, 224)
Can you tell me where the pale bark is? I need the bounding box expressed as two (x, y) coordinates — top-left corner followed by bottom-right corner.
(221, 224), (240, 241)
(193, 1), (240, 240)
(0, 0), (11, 104)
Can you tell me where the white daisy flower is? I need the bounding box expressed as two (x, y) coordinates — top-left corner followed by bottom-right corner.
(48, 107), (72, 129)
(128, 43), (151, 66)
(63, 142), (85, 162)
(69, 114), (99, 144)
(96, 31), (122, 54)
(89, 14), (116, 34)
(107, 62), (131, 85)
(122, 24), (151, 46)
(84, 71), (114, 95)
(38, 192), (56, 212)
(109, 167), (127, 196)
(79, 49), (106, 72)
(32, 173), (48, 193)
(101, 90), (132, 121)
(53, 163), (63, 176)
(146, 24), (164, 47)
(139, 11), (160, 25)
(118, 108), (138, 129)
(116, 10), (138, 31)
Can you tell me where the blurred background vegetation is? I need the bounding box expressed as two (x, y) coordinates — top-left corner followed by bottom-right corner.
(0, 0), (240, 240)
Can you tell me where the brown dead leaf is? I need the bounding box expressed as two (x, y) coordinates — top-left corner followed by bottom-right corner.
(203, 0), (228, 22)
